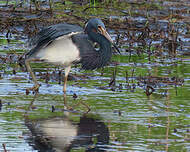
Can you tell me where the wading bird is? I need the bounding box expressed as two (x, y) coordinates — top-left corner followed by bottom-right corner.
(25, 18), (119, 97)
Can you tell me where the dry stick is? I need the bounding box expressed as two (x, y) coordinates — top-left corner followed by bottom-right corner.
(34, 0), (39, 11)
(165, 90), (170, 152)
(113, 66), (117, 87)
(125, 30), (133, 62)
(128, 42), (132, 62)
(49, 0), (52, 10)
(175, 76), (178, 96)
(2, 143), (7, 152)
(45, 69), (50, 84)
(131, 68), (135, 84)
(126, 70), (130, 91)
(125, 71), (128, 84)
(148, 41), (152, 63)
(174, 26), (179, 57)
(6, 0), (8, 6)
(109, 66), (117, 87)
(58, 70), (62, 85)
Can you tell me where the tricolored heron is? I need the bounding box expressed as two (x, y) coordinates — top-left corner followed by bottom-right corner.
(25, 113), (109, 151)
(25, 18), (119, 96)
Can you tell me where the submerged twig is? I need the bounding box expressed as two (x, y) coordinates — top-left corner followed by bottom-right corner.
(2, 143), (7, 152)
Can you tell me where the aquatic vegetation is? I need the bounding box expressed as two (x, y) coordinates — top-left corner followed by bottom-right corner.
(0, 0), (190, 151)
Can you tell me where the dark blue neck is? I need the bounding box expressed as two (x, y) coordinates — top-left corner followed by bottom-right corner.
(88, 31), (112, 64)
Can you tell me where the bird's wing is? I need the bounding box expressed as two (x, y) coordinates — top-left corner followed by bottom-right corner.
(29, 23), (83, 48)
(26, 23), (83, 58)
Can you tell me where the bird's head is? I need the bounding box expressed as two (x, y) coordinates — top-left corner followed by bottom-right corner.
(85, 18), (120, 54)
(84, 18), (113, 43)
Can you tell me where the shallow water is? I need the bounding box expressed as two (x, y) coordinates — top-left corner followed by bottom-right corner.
(1, 0), (190, 152)
(1, 38), (190, 152)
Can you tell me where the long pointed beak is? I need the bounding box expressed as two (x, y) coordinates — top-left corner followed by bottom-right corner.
(98, 26), (113, 43)
(98, 26), (121, 54)
(113, 43), (121, 55)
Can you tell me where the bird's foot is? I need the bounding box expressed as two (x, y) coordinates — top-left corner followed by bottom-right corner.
(64, 105), (74, 111)
(26, 84), (41, 95)
(63, 92), (90, 113)
(72, 101), (91, 114)
(63, 103), (90, 114)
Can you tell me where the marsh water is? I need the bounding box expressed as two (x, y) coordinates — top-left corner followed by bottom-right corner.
(0, 0), (190, 152)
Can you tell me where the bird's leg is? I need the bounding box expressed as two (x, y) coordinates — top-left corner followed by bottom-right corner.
(63, 66), (90, 112)
(63, 66), (71, 94)
(63, 66), (71, 106)
(25, 58), (40, 92)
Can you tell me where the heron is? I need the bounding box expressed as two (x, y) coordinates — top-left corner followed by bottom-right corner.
(25, 113), (109, 151)
(24, 18), (119, 97)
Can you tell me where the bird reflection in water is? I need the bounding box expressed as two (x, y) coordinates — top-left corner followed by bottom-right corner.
(25, 113), (109, 152)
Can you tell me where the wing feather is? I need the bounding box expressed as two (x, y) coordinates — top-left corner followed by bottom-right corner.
(26, 23), (83, 58)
